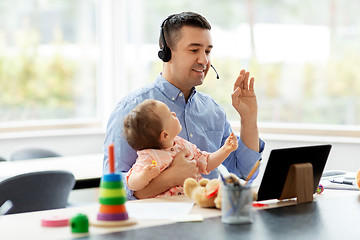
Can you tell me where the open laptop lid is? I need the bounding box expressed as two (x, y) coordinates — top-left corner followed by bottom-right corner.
(257, 144), (332, 201)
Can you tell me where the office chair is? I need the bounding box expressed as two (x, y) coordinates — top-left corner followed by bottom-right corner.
(10, 147), (61, 161)
(0, 170), (75, 214)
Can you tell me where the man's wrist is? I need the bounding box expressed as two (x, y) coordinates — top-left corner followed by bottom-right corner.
(162, 166), (180, 187)
(240, 116), (258, 128)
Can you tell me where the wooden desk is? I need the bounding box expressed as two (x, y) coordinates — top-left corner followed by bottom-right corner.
(0, 154), (103, 189)
(1, 190), (359, 240)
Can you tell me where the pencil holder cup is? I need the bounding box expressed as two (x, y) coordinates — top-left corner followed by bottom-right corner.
(221, 184), (254, 224)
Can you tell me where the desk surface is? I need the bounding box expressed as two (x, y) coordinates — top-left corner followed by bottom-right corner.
(1, 190), (359, 240)
(0, 154), (103, 189)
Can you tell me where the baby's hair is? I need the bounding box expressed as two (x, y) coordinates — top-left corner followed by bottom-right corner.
(123, 99), (163, 151)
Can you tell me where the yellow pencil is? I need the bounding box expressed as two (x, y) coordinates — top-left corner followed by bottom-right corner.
(245, 160), (260, 182)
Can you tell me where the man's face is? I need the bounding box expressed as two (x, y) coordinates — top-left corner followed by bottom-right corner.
(168, 25), (213, 91)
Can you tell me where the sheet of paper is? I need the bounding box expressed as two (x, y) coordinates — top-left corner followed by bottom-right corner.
(125, 202), (194, 220)
(320, 173), (359, 191)
(172, 214), (204, 222)
(320, 179), (359, 190)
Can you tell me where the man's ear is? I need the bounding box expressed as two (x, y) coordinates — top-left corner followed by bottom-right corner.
(160, 130), (169, 142)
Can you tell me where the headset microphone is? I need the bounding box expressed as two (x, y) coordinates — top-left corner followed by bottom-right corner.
(211, 65), (220, 79)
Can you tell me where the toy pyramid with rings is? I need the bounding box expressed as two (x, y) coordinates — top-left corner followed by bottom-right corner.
(90, 144), (137, 227)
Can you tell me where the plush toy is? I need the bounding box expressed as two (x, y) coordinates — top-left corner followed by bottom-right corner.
(356, 168), (360, 190)
(184, 174), (258, 209)
(184, 177), (222, 209)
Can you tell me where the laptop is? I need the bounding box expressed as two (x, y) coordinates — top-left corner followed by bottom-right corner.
(257, 144), (332, 201)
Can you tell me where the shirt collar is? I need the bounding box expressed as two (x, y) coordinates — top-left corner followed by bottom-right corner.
(155, 73), (197, 102)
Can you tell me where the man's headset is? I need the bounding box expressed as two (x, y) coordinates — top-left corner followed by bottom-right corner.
(158, 14), (219, 79)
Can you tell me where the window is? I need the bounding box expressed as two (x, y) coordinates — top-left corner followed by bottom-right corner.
(120, 0), (360, 137)
(0, 0), (99, 130)
(2, 0), (360, 137)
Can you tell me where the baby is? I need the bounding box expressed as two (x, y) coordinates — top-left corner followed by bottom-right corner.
(123, 99), (238, 197)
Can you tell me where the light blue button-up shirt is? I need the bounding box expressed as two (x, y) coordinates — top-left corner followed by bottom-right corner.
(103, 73), (265, 200)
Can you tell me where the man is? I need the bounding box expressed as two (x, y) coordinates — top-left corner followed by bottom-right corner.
(103, 12), (265, 200)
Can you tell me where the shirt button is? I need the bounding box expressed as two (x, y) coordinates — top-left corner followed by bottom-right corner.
(172, 97), (175, 101)
(179, 93), (183, 97)
(190, 134), (193, 137)
(170, 148), (174, 151)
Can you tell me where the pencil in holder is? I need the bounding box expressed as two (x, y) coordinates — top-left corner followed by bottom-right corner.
(221, 184), (254, 224)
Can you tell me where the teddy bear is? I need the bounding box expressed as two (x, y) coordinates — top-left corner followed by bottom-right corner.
(184, 177), (223, 209)
(184, 174), (258, 209)
(356, 168), (360, 189)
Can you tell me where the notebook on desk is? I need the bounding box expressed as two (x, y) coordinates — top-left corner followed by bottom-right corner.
(257, 144), (332, 201)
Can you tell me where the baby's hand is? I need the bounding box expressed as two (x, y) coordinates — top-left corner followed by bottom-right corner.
(142, 163), (161, 179)
(224, 132), (238, 152)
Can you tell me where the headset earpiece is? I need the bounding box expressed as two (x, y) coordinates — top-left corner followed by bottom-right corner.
(158, 14), (175, 62)
(158, 43), (171, 62)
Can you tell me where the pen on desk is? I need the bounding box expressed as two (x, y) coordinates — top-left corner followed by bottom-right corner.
(330, 179), (355, 186)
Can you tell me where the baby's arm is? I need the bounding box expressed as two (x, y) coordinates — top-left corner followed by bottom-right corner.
(206, 132), (238, 172)
(127, 162), (161, 191)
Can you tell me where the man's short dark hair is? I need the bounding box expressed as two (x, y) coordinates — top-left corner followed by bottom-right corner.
(159, 12), (211, 51)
